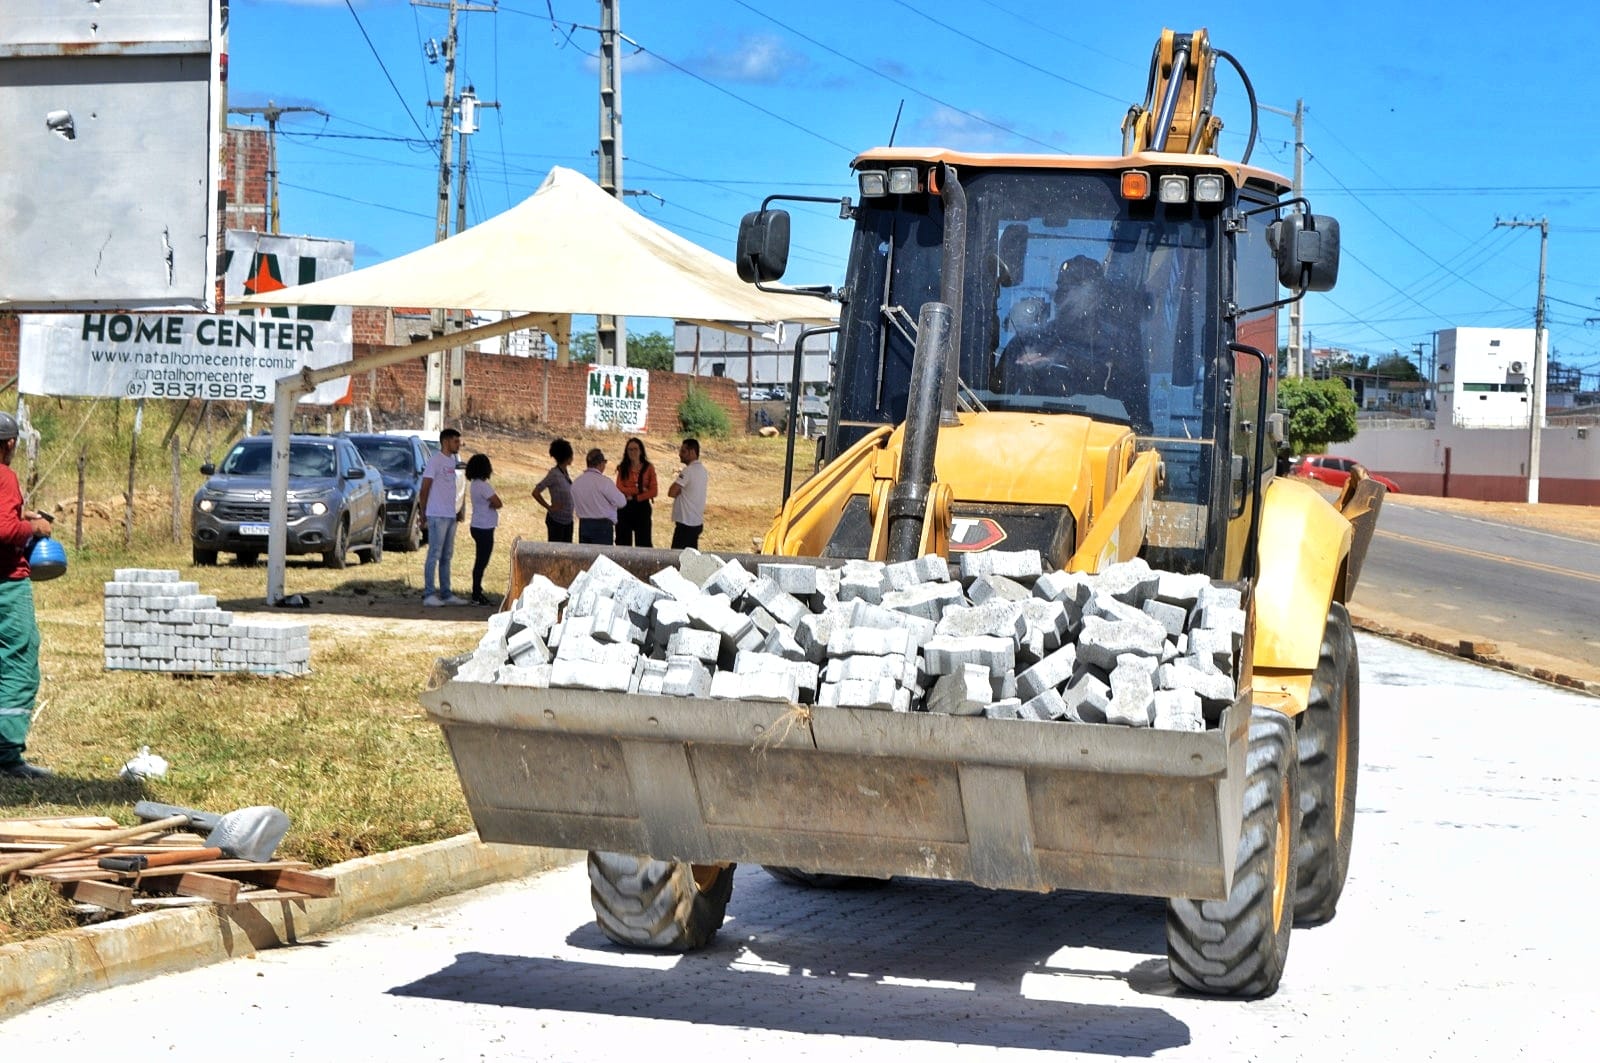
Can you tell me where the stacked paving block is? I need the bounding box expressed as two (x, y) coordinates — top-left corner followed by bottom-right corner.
(460, 550), (1242, 732)
(103, 569), (311, 676)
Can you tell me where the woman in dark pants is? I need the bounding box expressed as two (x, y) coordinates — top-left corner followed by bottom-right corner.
(532, 438), (574, 542)
(464, 453), (502, 606)
(613, 437), (658, 547)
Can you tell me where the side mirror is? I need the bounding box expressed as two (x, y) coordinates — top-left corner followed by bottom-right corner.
(345, 467), (364, 480)
(1270, 214), (1340, 292)
(735, 209), (791, 283)
(200, 462), (216, 476)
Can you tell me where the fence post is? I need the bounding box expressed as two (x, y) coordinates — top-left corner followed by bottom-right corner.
(75, 448), (86, 551)
(170, 434), (182, 544)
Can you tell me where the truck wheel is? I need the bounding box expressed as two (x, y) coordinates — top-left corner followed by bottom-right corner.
(1295, 602), (1359, 926)
(762, 866), (890, 890)
(401, 510), (422, 552)
(323, 518), (349, 569)
(192, 547), (218, 566)
(588, 851), (733, 951)
(1166, 706), (1301, 998)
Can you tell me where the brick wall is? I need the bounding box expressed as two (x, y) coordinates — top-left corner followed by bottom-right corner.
(345, 346), (744, 435)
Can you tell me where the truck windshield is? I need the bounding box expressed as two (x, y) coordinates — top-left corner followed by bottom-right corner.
(834, 169), (1219, 442)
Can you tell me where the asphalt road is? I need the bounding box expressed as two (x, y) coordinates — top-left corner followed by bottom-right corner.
(4, 636), (1596, 1059)
(1352, 497), (1600, 682)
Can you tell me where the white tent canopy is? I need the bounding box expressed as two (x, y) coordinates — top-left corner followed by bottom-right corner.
(236, 165), (837, 327)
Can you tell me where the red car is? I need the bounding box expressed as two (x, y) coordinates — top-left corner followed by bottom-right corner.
(1289, 454), (1400, 493)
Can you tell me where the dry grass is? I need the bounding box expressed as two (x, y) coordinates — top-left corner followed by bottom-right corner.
(1, 406), (797, 943)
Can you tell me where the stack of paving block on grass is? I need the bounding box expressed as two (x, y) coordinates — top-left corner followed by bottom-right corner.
(458, 549), (1241, 732)
(103, 569), (311, 676)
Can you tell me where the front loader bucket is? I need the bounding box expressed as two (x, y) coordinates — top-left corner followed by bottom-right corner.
(506, 539), (850, 599)
(1335, 475), (1387, 595)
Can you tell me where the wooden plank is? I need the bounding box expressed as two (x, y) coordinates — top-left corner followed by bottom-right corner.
(60, 878), (135, 912)
(171, 872), (241, 905)
(224, 889), (318, 905)
(232, 868), (337, 898)
(0, 816), (120, 830)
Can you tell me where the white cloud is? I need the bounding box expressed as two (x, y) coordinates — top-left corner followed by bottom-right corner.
(693, 33), (808, 86)
(913, 106), (1012, 151)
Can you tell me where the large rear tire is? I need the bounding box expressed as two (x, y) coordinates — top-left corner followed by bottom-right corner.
(1166, 706), (1301, 998)
(1295, 603), (1360, 925)
(588, 851), (734, 951)
(762, 866), (891, 890)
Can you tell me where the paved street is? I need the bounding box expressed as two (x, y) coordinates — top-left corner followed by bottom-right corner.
(5, 635), (1598, 1059)
(1357, 498), (1600, 680)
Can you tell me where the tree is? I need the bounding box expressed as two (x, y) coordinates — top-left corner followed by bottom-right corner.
(1373, 352), (1422, 382)
(627, 331), (676, 371)
(567, 329), (674, 370)
(1279, 376), (1359, 454)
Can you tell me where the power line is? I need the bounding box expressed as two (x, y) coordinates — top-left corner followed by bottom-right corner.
(343, 0), (430, 139)
(729, 0), (1068, 153)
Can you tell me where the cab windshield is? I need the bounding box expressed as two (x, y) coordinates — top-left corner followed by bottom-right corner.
(834, 168), (1220, 441)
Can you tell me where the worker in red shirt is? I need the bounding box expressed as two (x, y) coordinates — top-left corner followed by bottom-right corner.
(0, 411), (55, 780)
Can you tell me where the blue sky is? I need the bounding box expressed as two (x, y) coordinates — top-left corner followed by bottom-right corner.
(231, 1), (1599, 385)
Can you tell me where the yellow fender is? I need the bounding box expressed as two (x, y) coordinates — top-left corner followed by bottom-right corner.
(1251, 476), (1352, 715)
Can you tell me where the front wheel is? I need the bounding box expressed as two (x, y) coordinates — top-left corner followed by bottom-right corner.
(192, 547), (218, 566)
(360, 518), (384, 565)
(323, 518), (349, 569)
(1295, 603), (1360, 925)
(588, 851), (733, 951)
(1166, 706), (1301, 998)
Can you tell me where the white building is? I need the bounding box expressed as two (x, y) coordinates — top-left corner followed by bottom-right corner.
(673, 321), (833, 387)
(1437, 326), (1547, 429)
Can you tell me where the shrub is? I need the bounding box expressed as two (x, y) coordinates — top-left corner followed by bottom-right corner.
(678, 388), (731, 438)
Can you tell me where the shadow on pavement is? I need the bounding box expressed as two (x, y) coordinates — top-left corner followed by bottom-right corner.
(390, 869), (1190, 1054)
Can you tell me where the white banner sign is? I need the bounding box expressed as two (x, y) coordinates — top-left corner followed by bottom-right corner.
(18, 232), (355, 404)
(584, 366), (650, 432)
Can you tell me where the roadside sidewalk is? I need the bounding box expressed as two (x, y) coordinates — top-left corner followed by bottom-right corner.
(0, 832), (579, 1021)
(1349, 603), (1600, 697)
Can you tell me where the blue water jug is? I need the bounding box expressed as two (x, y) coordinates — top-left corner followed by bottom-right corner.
(28, 536), (67, 581)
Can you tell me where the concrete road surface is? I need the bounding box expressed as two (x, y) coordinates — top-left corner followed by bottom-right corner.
(4, 636), (1596, 1059)
(1355, 497), (1600, 683)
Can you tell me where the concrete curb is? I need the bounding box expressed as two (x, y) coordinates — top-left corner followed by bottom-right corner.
(0, 833), (580, 1021)
(1349, 610), (1600, 698)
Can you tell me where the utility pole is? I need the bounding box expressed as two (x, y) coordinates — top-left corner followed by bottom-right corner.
(1494, 216), (1550, 503)
(416, 0), (494, 432)
(596, 0), (627, 366)
(1261, 99), (1305, 376)
(227, 101), (327, 233)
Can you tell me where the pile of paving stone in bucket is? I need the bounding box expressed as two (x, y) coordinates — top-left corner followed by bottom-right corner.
(454, 549), (1242, 731)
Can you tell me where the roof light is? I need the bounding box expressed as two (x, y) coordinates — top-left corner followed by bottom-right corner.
(1121, 170), (1151, 200)
(1193, 173), (1225, 202)
(1158, 174), (1190, 204)
(858, 170), (888, 197)
(887, 166), (920, 195)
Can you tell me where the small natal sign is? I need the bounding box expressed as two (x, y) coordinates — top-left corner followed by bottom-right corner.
(585, 366), (649, 432)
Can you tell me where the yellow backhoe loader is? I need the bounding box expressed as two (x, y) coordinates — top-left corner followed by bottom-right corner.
(423, 29), (1383, 998)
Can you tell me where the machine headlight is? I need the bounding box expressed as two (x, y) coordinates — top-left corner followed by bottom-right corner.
(886, 167), (919, 195)
(309, 501), (328, 516)
(857, 170), (888, 198)
(1193, 173), (1226, 202)
(1158, 174), (1190, 204)
(197, 499), (215, 513)
(387, 487), (414, 501)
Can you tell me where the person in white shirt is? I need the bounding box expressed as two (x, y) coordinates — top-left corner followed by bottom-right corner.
(416, 428), (467, 607)
(465, 452), (502, 606)
(570, 448), (628, 545)
(668, 438), (709, 550)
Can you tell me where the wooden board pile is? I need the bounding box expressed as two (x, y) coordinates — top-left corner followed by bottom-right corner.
(0, 816), (335, 914)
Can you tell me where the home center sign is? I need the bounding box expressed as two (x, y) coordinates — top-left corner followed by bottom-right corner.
(585, 366), (649, 432)
(17, 232), (353, 404)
